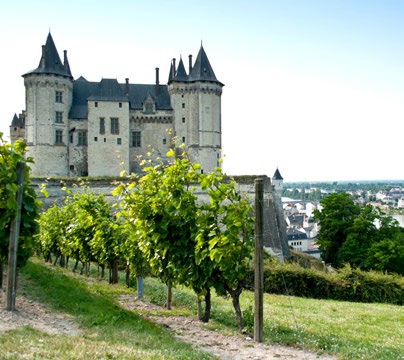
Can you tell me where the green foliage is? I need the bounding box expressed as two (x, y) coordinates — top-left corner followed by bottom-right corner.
(365, 229), (404, 274)
(313, 193), (403, 273)
(0, 133), (40, 267)
(114, 150), (254, 329)
(245, 258), (404, 305)
(114, 154), (200, 287)
(37, 189), (123, 272)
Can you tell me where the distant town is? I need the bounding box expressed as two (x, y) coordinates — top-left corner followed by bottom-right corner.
(280, 180), (404, 258)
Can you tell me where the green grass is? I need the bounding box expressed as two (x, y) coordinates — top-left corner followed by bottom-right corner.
(140, 277), (404, 360)
(0, 261), (214, 359)
(1, 260), (403, 359)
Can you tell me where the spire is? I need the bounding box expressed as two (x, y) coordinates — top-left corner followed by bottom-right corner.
(174, 58), (188, 82)
(63, 50), (73, 78)
(188, 45), (223, 85)
(23, 32), (73, 78)
(168, 60), (175, 83)
(11, 114), (19, 126)
(273, 168), (283, 180)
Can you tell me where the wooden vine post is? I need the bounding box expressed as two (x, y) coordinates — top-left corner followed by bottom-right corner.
(254, 177), (264, 342)
(6, 162), (25, 311)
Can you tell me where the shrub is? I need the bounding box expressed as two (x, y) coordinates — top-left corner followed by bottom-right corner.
(246, 259), (403, 305)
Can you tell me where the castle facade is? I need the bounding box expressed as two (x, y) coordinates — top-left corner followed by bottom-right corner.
(10, 33), (223, 177)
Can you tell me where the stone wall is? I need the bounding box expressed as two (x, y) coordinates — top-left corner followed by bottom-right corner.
(30, 175), (289, 260)
(87, 100), (130, 176)
(129, 111), (173, 173)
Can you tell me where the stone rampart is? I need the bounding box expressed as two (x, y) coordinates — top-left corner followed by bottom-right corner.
(31, 174), (289, 259)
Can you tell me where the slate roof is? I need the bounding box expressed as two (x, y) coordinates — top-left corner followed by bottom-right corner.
(69, 78), (172, 119)
(11, 114), (19, 126)
(286, 227), (308, 240)
(87, 79), (128, 102)
(288, 214), (305, 225)
(174, 58), (188, 81)
(273, 168), (283, 180)
(23, 33), (72, 78)
(168, 45), (223, 86)
(10, 113), (25, 128)
(188, 46), (223, 85)
(168, 62), (175, 83)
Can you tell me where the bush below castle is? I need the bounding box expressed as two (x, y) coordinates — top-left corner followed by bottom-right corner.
(246, 259), (403, 305)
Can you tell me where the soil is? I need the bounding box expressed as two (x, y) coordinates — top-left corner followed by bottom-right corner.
(0, 287), (80, 336)
(0, 272), (335, 359)
(118, 295), (335, 360)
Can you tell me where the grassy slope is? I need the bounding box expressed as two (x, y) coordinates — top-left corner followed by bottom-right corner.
(0, 261), (213, 360)
(144, 278), (403, 360)
(1, 260), (403, 359)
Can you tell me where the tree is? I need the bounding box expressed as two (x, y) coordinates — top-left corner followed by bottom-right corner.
(365, 230), (404, 275)
(313, 193), (360, 267)
(314, 193), (403, 274)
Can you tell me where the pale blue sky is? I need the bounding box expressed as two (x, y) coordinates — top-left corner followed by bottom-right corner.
(1, 0), (403, 181)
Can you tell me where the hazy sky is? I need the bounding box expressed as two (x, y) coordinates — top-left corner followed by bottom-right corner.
(1, 0), (403, 181)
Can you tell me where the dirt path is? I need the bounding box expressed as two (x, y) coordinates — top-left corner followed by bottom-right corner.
(0, 288), (80, 336)
(0, 272), (334, 359)
(119, 295), (335, 360)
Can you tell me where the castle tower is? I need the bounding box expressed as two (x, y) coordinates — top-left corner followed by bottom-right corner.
(272, 168), (284, 193)
(168, 46), (223, 173)
(22, 33), (73, 176)
(9, 113), (25, 144)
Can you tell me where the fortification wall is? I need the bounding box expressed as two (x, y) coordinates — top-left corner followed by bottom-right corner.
(30, 174), (289, 259)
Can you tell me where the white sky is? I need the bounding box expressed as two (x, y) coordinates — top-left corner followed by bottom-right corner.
(1, 0), (403, 181)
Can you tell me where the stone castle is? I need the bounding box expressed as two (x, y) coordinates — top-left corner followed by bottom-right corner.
(10, 33), (223, 176)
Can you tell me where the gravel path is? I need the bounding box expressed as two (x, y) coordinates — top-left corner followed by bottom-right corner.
(119, 296), (336, 360)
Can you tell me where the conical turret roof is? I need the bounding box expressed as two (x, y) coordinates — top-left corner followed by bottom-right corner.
(10, 113), (25, 128)
(168, 61), (175, 83)
(11, 114), (19, 126)
(174, 58), (188, 82)
(188, 45), (222, 85)
(273, 168), (283, 180)
(63, 50), (73, 78)
(23, 33), (73, 78)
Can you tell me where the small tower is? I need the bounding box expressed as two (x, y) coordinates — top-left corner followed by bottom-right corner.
(9, 113), (25, 144)
(22, 32), (73, 176)
(272, 168), (284, 193)
(168, 46), (224, 173)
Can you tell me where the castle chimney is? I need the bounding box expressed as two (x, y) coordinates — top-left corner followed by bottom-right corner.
(189, 55), (192, 74)
(41, 45), (46, 68)
(172, 58), (176, 78)
(155, 68), (159, 85)
(63, 50), (68, 69)
(125, 78), (129, 96)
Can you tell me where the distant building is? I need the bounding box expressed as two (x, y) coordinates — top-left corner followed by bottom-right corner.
(272, 168), (283, 193)
(286, 227), (309, 252)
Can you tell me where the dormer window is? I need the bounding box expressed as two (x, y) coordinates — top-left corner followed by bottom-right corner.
(144, 103), (154, 114)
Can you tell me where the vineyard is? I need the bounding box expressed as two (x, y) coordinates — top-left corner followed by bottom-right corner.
(1, 138), (255, 330)
(1, 135), (403, 359)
